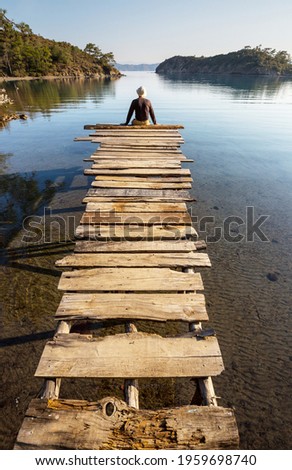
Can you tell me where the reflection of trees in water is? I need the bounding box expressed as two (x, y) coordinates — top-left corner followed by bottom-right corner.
(157, 73), (292, 100)
(0, 172), (55, 246)
(0, 152), (12, 175)
(3, 78), (116, 117)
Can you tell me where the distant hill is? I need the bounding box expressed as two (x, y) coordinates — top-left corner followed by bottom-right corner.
(115, 63), (159, 71)
(156, 47), (292, 76)
(0, 10), (120, 78)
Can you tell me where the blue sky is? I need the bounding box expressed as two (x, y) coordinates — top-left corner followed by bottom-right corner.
(1, 0), (292, 63)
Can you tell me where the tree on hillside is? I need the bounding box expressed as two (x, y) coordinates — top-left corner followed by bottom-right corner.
(0, 10), (118, 77)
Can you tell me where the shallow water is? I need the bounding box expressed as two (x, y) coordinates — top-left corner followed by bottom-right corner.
(0, 72), (291, 449)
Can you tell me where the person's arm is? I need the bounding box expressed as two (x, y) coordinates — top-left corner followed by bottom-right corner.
(149, 102), (157, 124)
(123, 100), (135, 125)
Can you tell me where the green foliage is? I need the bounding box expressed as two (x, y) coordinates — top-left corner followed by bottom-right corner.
(157, 46), (292, 76)
(0, 10), (118, 77)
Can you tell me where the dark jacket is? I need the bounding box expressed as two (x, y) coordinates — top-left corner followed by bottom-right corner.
(125, 97), (156, 124)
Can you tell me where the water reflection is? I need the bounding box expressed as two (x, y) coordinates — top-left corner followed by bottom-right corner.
(3, 78), (117, 117)
(0, 172), (56, 246)
(157, 73), (292, 101)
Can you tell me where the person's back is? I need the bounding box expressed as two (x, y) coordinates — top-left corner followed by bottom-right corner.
(122, 86), (156, 126)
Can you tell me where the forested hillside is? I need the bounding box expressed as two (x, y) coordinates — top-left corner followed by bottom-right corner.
(0, 9), (120, 78)
(156, 46), (292, 76)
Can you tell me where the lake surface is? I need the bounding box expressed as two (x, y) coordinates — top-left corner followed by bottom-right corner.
(0, 72), (291, 449)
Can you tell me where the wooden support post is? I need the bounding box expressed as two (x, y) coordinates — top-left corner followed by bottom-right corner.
(184, 267), (218, 407)
(124, 323), (139, 409)
(39, 320), (72, 399)
(198, 377), (218, 407)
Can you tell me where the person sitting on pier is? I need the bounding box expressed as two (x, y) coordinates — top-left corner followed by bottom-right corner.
(121, 86), (157, 126)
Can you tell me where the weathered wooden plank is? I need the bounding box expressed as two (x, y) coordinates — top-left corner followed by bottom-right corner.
(14, 397), (239, 450)
(58, 268), (203, 292)
(87, 168), (190, 176)
(74, 240), (199, 253)
(85, 188), (192, 198)
(89, 155), (192, 161)
(84, 124), (185, 129)
(91, 134), (183, 140)
(35, 332), (223, 378)
(95, 148), (182, 154)
(91, 181), (192, 189)
(84, 202), (187, 212)
(98, 143), (180, 149)
(91, 130), (181, 135)
(91, 129), (181, 134)
(55, 252), (211, 268)
(83, 196), (195, 204)
(91, 177), (192, 184)
(55, 292), (208, 321)
(86, 162), (182, 169)
(75, 224), (197, 240)
(80, 212), (192, 225)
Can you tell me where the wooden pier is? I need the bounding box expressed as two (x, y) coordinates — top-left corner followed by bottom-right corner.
(14, 124), (239, 449)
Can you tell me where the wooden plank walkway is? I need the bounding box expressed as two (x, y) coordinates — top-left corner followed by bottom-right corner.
(14, 123), (239, 450)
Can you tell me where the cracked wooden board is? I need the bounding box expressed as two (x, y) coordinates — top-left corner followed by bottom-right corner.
(14, 397), (239, 450)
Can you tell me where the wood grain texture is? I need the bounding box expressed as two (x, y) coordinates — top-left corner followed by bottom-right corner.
(74, 224), (197, 240)
(58, 267), (204, 292)
(35, 332), (223, 378)
(55, 292), (208, 321)
(74, 240), (199, 252)
(85, 188), (193, 199)
(80, 212), (192, 225)
(84, 202), (188, 212)
(14, 397), (239, 450)
(91, 181), (192, 189)
(55, 252), (211, 268)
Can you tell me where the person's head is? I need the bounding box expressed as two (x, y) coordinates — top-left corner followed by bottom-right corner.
(136, 86), (147, 97)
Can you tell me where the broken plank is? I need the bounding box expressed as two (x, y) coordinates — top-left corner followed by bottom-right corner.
(55, 292), (208, 321)
(55, 252), (211, 268)
(35, 332), (223, 378)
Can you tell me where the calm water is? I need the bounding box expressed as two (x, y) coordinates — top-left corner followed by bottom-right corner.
(0, 72), (292, 449)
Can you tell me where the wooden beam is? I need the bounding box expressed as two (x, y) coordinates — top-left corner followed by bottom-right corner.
(14, 397), (239, 450)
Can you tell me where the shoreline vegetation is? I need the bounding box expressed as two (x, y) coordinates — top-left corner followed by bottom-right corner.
(0, 9), (121, 125)
(156, 46), (292, 76)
